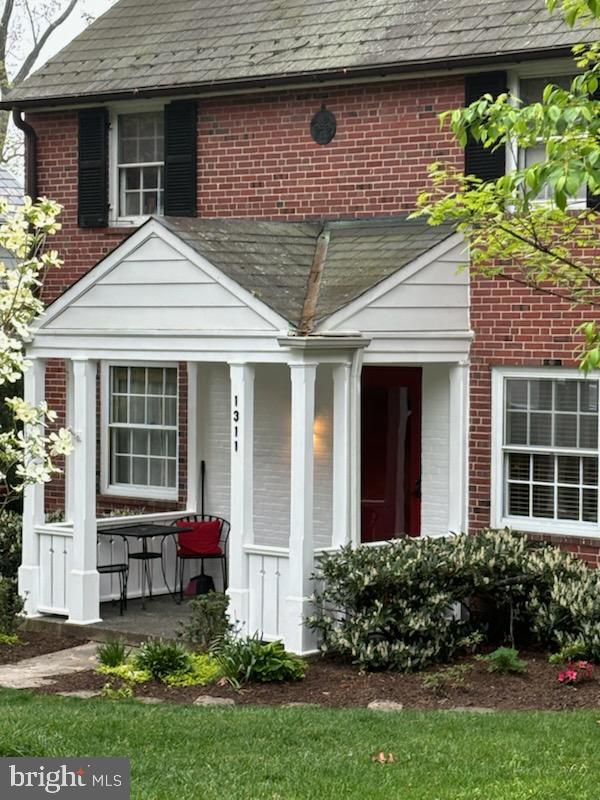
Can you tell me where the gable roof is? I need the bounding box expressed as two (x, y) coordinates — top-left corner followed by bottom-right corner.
(3, 0), (596, 109)
(147, 215), (456, 328)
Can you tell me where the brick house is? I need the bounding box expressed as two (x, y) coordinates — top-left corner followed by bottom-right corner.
(2, 0), (599, 652)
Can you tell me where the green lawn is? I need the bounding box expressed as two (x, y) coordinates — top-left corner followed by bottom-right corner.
(1, 690), (599, 800)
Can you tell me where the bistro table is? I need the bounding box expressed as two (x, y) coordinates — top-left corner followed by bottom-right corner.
(98, 523), (194, 610)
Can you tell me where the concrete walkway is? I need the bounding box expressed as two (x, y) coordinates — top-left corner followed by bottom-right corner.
(0, 643), (98, 689)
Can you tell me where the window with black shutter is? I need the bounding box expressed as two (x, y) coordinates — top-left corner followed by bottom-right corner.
(78, 107), (109, 228)
(518, 73), (588, 208)
(164, 100), (197, 217)
(117, 110), (165, 217)
(464, 72), (507, 182)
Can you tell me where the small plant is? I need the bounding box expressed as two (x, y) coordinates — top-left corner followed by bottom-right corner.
(0, 632), (19, 645)
(549, 641), (589, 665)
(482, 647), (527, 675)
(133, 639), (192, 680)
(557, 660), (594, 685)
(213, 631), (306, 689)
(96, 639), (128, 668)
(163, 653), (220, 687)
(178, 592), (230, 651)
(101, 682), (134, 700)
(422, 664), (472, 694)
(457, 631), (486, 654)
(97, 663), (151, 683)
(0, 577), (23, 635)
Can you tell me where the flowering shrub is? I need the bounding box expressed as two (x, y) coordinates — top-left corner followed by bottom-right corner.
(557, 661), (594, 685)
(309, 529), (600, 671)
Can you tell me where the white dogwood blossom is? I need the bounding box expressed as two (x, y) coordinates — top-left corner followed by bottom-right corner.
(0, 198), (72, 507)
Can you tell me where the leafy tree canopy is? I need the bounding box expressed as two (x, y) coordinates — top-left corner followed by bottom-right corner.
(414, 0), (600, 370)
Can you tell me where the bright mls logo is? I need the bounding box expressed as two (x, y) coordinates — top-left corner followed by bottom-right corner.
(1, 758), (130, 798)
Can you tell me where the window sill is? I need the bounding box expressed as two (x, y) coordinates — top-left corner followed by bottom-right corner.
(102, 484), (179, 503)
(108, 216), (159, 229)
(500, 515), (600, 538)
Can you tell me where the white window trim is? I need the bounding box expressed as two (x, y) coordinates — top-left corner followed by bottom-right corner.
(108, 100), (166, 227)
(505, 67), (588, 210)
(100, 360), (179, 502)
(491, 366), (600, 538)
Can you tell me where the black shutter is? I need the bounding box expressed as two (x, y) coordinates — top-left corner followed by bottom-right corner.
(587, 183), (600, 210)
(78, 107), (109, 228)
(464, 72), (507, 181)
(164, 100), (197, 217)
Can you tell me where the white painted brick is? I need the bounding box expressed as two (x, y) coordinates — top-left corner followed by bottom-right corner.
(421, 364), (450, 537)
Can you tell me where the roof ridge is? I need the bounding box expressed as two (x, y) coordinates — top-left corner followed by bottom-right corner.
(298, 224), (331, 335)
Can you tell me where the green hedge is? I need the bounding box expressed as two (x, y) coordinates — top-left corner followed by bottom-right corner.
(309, 529), (600, 671)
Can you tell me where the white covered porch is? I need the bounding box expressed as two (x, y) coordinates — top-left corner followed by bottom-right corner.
(19, 216), (472, 654)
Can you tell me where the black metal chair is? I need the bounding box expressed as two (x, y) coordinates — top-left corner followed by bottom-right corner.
(171, 514), (230, 599)
(97, 536), (129, 616)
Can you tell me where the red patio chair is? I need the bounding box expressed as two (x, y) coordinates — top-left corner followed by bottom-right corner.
(172, 514), (230, 599)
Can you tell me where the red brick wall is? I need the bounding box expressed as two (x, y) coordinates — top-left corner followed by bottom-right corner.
(32, 76), (599, 562)
(30, 76), (464, 515)
(469, 272), (600, 564)
(197, 79), (463, 220)
(31, 75), (465, 307)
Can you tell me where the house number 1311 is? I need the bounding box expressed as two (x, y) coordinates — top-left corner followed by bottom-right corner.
(233, 396), (240, 452)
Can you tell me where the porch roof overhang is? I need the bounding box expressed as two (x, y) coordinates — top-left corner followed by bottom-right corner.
(29, 215), (472, 363)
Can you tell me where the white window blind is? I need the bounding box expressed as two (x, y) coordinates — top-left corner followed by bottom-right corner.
(503, 377), (599, 524)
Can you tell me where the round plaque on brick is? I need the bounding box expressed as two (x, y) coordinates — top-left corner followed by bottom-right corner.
(310, 106), (337, 145)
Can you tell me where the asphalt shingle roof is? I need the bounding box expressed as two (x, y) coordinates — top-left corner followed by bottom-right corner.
(0, 167), (23, 206)
(3, 0), (597, 107)
(159, 215), (454, 328)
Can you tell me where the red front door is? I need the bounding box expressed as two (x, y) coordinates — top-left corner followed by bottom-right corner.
(361, 367), (422, 541)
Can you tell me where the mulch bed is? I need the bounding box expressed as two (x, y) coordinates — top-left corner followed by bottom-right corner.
(0, 630), (89, 665)
(36, 651), (600, 710)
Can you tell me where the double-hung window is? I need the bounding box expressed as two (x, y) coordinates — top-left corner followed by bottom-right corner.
(106, 365), (178, 499)
(116, 111), (164, 219)
(495, 371), (599, 533)
(515, 73), (587, 207)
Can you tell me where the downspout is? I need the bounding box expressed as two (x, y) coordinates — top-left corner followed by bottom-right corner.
(297, 225), (330, 335)
(12, 108), (38, 199)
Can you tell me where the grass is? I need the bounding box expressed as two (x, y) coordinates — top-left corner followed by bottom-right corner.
(1, 689), (599, 799)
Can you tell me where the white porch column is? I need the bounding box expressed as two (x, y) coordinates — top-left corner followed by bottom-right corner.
(285, 361), (317, 654)
(67, 358), (101, 624)
(18, 357), (46, 616)
(448, 362), (470, 534)
(332, 362), (351, 548)
(349, 348), (364, 546)
(64, 360), (75, 523)
(227, 362), (255, 633)
(186, 362), (200, 512)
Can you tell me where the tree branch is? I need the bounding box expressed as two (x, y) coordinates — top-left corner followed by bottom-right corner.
(13, 0), (78, 85)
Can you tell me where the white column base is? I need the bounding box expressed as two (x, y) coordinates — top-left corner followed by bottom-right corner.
(17, 565), (41, 617)
(67, 569), (101, 625)
(227, 587), (250, 636)
(284, 594), (318, 655)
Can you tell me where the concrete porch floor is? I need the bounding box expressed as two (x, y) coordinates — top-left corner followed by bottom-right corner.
(22, 594), (197, 645)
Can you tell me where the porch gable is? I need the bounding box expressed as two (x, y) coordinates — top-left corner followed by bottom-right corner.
(37, 220), (291, 336)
